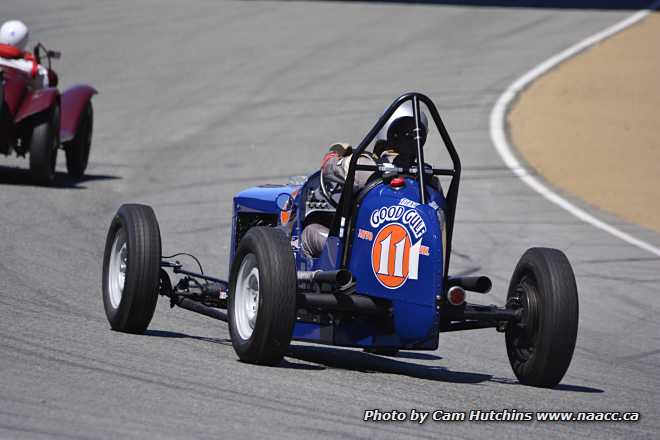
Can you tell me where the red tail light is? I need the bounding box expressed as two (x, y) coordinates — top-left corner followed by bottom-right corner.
(447, 286), (466, 306)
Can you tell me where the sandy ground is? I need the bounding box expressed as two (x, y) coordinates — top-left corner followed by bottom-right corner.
(509, 12), (660, 233)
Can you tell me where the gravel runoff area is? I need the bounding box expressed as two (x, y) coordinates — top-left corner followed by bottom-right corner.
(509, 12), (660, 233)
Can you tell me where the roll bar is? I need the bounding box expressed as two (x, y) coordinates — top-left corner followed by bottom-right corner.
(329, 92), (461, 280)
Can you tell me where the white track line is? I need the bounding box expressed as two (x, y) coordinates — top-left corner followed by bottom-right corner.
(490, 1), (660, 257)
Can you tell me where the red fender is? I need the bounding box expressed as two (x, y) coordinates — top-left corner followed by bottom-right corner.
(14, 87), (60, 124)
(60, 85), (97, 143)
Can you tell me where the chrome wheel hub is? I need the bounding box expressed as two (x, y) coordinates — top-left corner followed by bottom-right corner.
(108, 230), (127, 309)
(234, 253), (260, 340)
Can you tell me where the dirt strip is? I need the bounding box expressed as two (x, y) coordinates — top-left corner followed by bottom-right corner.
(509, 12), (660, 233)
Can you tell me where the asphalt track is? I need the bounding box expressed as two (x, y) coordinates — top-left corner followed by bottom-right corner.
(1, 1), (658, 439)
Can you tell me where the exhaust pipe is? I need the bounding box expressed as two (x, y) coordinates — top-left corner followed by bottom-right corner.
(447, 276), (492, 293)
(297, 269), (352, 288)
(296, 292), (387, 315)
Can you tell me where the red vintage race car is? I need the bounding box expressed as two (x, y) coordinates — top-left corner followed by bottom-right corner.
(0, 42), (96, 185)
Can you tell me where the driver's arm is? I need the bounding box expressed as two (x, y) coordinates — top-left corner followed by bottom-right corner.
(321, 143), (377, 192)
(321, 143), (352, 185)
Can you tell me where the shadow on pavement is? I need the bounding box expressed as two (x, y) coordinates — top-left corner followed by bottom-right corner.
(145, 330), (603, 391)
(145, 329), (326, 370)
(0, 165), (120, 189)
(144, 329), (231, 345)
(288, 344), (491, 384)
(553, 383), (604, 393)
(394, 351), (443, 360)
(491, 376), (605, 393)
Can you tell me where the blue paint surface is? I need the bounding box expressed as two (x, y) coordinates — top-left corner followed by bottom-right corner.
(231, 175), (447, 349)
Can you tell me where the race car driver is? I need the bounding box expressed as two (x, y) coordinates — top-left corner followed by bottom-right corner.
(301, 102), (429, 257)
(0, 20), (50, 89)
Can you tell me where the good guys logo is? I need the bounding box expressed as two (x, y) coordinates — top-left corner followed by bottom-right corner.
(369, 205), (426, 239)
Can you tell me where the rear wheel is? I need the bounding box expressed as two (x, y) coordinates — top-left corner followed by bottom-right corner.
(64, 101), (93, 178)
(102, 204), (161, 334)
(29, 106), (59, 185)
(505, 247), (579, 388)
(228, 227), (297, 365)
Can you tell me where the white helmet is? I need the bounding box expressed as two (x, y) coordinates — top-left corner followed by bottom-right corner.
(0, 20), (29, 51)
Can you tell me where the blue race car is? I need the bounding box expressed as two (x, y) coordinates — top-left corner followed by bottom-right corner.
(101, 93), (579, 388)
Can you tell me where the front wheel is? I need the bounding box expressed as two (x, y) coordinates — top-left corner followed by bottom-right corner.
(228, 227), (297, 365)
(29, 106), (60, 185)
(505, 247), (579, 388)
(102, 204), (162, 334)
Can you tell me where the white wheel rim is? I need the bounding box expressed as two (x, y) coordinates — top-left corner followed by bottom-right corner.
(108, 229), (127, 309)
(234, 253), (260, 340)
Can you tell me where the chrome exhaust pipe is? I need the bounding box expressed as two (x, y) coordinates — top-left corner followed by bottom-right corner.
(297, 269), (353, 288)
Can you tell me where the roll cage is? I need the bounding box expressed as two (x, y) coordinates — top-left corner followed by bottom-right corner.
(329, 92), (461, 280)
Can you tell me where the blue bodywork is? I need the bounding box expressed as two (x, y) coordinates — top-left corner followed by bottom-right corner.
(230, 175), (447, 350)
(230, 184), (298, 263)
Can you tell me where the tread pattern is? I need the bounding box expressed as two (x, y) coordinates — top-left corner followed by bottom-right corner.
(65, 102), (93, 178)
(506, 247), (579, 387)
(102, 204), (161, 334)
(228, 226), (297, 365)
(29, 106), (59, 185)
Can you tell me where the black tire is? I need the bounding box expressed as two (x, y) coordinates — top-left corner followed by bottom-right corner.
(228, 227), (297, 365)
(102, 204), (161, 334)
(29, 105), (60, 185)
(64, 101), (93, 178)
(505, 247), (579, 388)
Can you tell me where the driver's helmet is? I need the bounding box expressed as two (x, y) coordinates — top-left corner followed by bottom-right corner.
(0, 20), (29, 51)
(374, 100), (429, 160)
